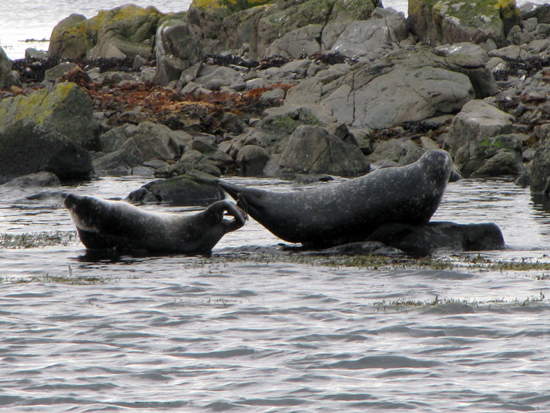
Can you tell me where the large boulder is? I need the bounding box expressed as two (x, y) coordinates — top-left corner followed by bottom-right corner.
(454, 134), (524, 178)
(444, 100), (515, 158)
(49, 5), (163, 60)
(0, 121), (93, 184)
(0, 47), (21, 90)
(99, 122), (182, 161)
(331, 8), (409, 60)
(0, 82), (99, 150)
(88, 5), (163, 60)
(274, 125), (370, 177)
(153, 18), (203, 85)
(286, 45), (495, 131)
(48, 14), (92, 59)
(408, 0), (521, 47)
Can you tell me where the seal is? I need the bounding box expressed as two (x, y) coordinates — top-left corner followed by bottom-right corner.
(218, 149), (453, 247)
(64, 194), (247, 254)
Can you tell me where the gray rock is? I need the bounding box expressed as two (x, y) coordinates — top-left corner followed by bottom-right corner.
(44, 63), (79, 82)
(48, 14), (90, 59)
(324, 65), (473, 130)
(0, 120), (93, 184)
(0, 47), (20, 90)
(264, 24), (322, 59)
(408, 0), (520, 47)
(331, 8), (408, 59)
(154, 19), (202, 86)
(126, 174), (224, 206)
(367, 221), (505, 257)
(444, 100), (515, 157)
(0, 82), (99, 150)
(25, 48), (48, 60)
(93, 149), (143, 176)
(236, 145), (270, 176)
(100, 122), (181, 161)
(2, 171), (61, 188)
(87, 5), (162, 60)
(455, 134), (524, 178)
(275, 125), (370, 177)
(367, 138), (425, 166)
(530, 123), (550, 194)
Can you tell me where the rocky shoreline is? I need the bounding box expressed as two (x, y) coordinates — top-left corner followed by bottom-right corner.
(0, 0), (549, 255)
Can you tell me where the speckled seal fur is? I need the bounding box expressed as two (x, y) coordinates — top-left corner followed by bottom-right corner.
(219, 149), (453, 247)
(64, 194), (247, 254)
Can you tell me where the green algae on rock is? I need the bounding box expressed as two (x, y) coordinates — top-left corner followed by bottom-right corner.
(0, 82), (99, 150)
(409, 0), (520, 46)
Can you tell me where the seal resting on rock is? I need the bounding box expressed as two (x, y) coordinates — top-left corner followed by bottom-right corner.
(219, 149), (453, 247)
(64, 194), (247, 254)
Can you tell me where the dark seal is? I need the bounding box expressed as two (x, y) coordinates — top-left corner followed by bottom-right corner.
(219, 149), (453, 247)
(64, 194), (247, 254)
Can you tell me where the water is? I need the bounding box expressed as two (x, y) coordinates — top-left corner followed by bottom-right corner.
(0, 0), (546, 60)
(1, 176), (550, 411)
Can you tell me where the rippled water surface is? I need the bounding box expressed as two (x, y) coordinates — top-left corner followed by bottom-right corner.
(1, 176), (550, 411)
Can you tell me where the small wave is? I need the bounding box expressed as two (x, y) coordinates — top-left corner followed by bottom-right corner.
(323, 355), (441, 369)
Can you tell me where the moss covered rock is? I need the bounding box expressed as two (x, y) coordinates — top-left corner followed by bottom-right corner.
(49, 5), (164, 60)
(409, 0), (521, 47)
(0, 82), (99, 150)
(48, 14), (93, 59)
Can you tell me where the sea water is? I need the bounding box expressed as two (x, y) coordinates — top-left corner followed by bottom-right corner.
(1, 177), (550, 411)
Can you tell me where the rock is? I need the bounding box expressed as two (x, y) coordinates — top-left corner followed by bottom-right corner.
(126, 173), (224, 206)
(433, 43), (498, 98)
(153, 18), (202, 86)
(263, 24), (323, 59)
(88, 5), (163, 60)
(325, 65), (473, 130)
(275, 125), (370, 177)
(367, 221), (505, 257)
(408, 0), (521, 47)
(48, 14), (91, 59)
(367, 138), (425, 166)
(0, 47), (21, 90)
(444, 100), (515, 157)
(2, 171), (61, 188)
(99, 122), (181, 161)
(530, 124), (550, 194)
(454, 134), (524, 178)
(0, 120), (93, 184)
(93, 149), (143, 176)
(0, 82), (99, 150)
(44, 62), (79, 82)
(236, 145), (270, 176)
(256, 104), (333, 135)
(331, 8), (408, 59)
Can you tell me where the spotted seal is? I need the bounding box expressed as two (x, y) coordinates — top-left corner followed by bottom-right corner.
(219, 149), (453, 247)
(64, 194), (247, 254)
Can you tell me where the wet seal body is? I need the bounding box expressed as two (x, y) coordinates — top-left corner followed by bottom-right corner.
(64, 194), (247, 254)
(219, 150), (453, 247)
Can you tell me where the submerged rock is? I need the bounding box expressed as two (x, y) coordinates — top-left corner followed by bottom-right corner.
(126, 173), (224, 206)
(367, 221), (505, 257)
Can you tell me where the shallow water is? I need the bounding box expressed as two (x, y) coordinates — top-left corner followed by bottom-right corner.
(0, 0), (546, 59)
(1, 176), (550, 411)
